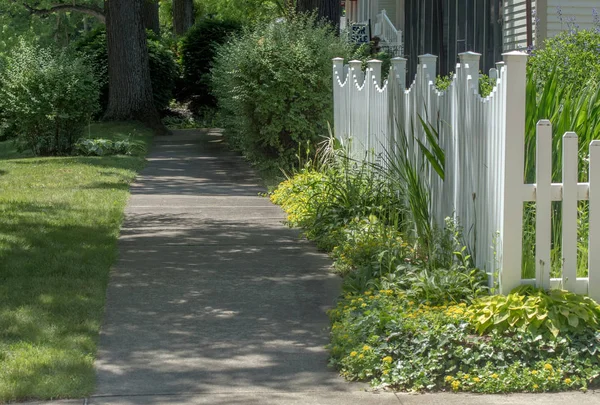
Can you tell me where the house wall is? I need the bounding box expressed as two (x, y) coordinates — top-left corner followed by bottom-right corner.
(540, 0), (599, 40)
(503, 0), (536, 51)
(504, 0), (599, 51)
(402, 0), (504, 80)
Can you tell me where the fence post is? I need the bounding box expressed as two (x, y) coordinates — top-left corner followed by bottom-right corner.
(418, 54), (437, 84)
(589, 140), (600, 302)
(349, 60), (364, 86)
(459, 51), (481, 95)
(367, 59), (383, 88)
(499, 51), (528, 295)
(390, 57), (407, 156)
(332, 57), (345, 140)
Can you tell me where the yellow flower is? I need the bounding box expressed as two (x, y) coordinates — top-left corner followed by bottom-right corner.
(382, 370), (390, 375)
(362, 345), (371, 351)
(364, 291), (372, 296)
(531, 370), (538, 375)
(564, 378), (572, 384)
(382, 356), (393, 363)
(462, 374), (470, 380)
(350, 351), (358, 357)
(361, 303), (367, 308)
(451, 380), (461, 390)
(445, 376), (454, 382)
(544, 364), (553, 371)
(491, 373), (499, 379)
(359, 354), (364, 359)
(472, 377), (481, 383)
(533, 384), (539, 389)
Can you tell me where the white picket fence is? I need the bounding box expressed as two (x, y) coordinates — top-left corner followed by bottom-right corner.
(332, 52), (600, 300)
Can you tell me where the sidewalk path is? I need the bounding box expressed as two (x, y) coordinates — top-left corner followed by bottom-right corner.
(90, 129), (397, 404)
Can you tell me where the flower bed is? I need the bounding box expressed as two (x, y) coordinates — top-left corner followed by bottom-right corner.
(271, 166), (600, 393)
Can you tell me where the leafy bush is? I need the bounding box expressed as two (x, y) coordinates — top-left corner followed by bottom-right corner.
(0, 41), (99, 155)
(270, 168), (328, 228)
(179, 18), (241, 111)
(74, 27), (178, 114)
(212, 12), (352, 171)
(468, 286), (600, 339)
(74, 137), (143, 156)
(529, 29), (600, 90)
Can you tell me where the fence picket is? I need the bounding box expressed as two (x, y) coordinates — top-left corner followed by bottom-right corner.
(536, 120), (552, 290)
(589, 141), (600, 301)
(562, 132), (579, 291)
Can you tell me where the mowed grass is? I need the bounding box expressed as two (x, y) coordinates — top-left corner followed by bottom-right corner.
(0, 122), (152, 402)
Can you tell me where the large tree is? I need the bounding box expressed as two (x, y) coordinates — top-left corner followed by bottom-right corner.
(296, 0), (340, 27)
(104, 0), (168, 134)
(173, 0), (194, 36)
(142, 0), (160, 34)
(17, 0), (169, 135)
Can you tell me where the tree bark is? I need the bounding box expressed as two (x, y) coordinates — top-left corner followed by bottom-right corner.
(173, 0), (194, 37)
(104, 0), (169, 135)
(142, 0), (160, 35)
(296, 0), (341, 27)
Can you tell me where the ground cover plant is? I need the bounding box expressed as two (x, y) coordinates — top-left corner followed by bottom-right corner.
(270, 140), (600, 393)
(0, 122), (152, 401)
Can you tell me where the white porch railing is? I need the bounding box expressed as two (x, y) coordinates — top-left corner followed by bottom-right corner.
(374, 10), (403, 55)
(331, 52), (600, 300)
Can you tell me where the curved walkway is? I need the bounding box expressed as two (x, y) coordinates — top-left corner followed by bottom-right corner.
(90, 130), (398, 404)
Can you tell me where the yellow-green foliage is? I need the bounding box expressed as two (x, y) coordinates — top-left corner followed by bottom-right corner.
(468, 286), (600, 338)
(269, 169), (327, 227)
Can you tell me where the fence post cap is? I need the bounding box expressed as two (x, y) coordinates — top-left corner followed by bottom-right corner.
(502, 51), (529, 63)
(458, 51), (481, 60)
(332, 57), (345, 62)
(391, 56), (407, 62)
(349, 59), (363, 64)
(591, 140), (600, 147)
(418, 53), (438, 60)
(367, 59), (383, 64)
(537, 119), (551, 126)
(564, 131), (577, 139)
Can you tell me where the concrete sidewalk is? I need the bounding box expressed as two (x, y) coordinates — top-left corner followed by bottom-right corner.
(34, 129), (595, 405)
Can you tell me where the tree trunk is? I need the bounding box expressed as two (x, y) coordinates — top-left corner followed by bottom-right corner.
(296, 0), (340, 28)
(104, 0), (169, 135)
(173, 0), (194, 37)
(142, 0), (160, 35)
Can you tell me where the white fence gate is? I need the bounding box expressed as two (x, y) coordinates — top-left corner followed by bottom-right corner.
(332, 52), (600, 300)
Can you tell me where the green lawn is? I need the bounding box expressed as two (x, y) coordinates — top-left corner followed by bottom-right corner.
(0, 122), (152, 402)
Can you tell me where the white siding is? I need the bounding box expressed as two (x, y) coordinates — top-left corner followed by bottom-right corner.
(504, 0), (536, 51)
(546, 1), (599, 38)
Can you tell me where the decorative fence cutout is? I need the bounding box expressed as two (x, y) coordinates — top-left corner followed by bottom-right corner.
(332, 52), (599, 301)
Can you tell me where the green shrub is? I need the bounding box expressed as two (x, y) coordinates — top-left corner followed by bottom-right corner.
(74, 27), (178, 114)
(0, 41), (99, 155)
(468, 286), (600, 339)
(349, 43), (392, 80)
(211, 12), (352, 171)
(179, 18), (242, 110)
(529, 29), (600, 90)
